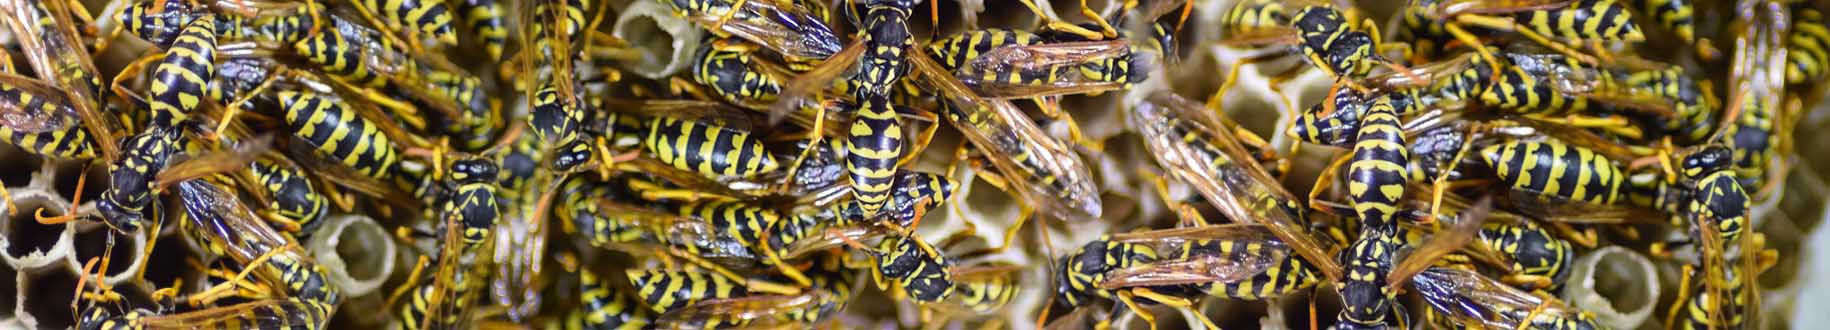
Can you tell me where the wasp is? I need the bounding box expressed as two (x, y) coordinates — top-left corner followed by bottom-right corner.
(663, 0), (841, 61)
(636, 258), (852, 328)
(1398, 0), (1643, 67)
(454, 0), (507, 60)
(642, 115), (780, 180)
(1208, 0), (1395, 114)
(0, 0), (122, 159)
(78, 298), (335, 330)
(567, 270), (653, 330)
(915, 60), (1102, 224)
(777, 170), (956, 260)
(89, 179), (342, 330)
(1412, 267), (1603, 330)
(1053, 224), (1322, 329)
(1788, 2), (1830, 85)
(276, 89), (404, 181)
(353, 0), (458, 46)
(0, 74), (98, 159)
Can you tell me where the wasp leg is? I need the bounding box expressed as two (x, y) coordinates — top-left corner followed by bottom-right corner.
(1141, 167), (1207, 227)
(1132, 287), (1220, 330)
(1452, 15), (1600, 65)
(186, 247), (288, 306)
(1016, 0), (1105, 40)
(1308, 151), (1352, 216)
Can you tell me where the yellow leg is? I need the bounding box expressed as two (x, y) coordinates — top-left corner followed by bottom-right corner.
(214, 72), (284, 140)
(1113, 290), (1161, 330)
(1016, 0), (1104, 40)
(1132, 288), (1220, 330)
(714, 0), (750, 31)
(1141, 168), (1205, 227)
(385, 255), (432, 309)
(186, 247), (286, 306)
(1308, 152), (1351, 214)
(1075, 0), (1117, 38)
(0, 182), (14, 217)
(1430, 124), (1479, 221)
(1501, 274), (1556, 291)
(1664, 264), (1696, 330)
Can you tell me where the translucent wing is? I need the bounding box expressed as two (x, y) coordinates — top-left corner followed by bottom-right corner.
(172, 180), (299, 265)
(655, 290), (834, 328)
(0, 73), (80, 133)
(680, 0), (842, 60)
(1387, 197), (1489, 290)
(768, 38), (865, 123)
(1438, 0), (1572, 16)
(1412, 267), (1596, 329)
(957, 40), (1133, 99)
(911, 48), (1102, 221)
(1100, 225), (1290, 289)
(0, 0), (120, 158)
(140, 299), (327, 329)
(1131, 91), (1340, 280)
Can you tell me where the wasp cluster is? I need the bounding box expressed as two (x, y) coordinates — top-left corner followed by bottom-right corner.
(0, 0), (1825, 329)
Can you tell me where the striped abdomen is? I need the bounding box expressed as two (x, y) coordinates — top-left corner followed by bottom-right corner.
(845, 95), (904, 217)
(1480, 221), (1573, 291)
(1513, 0), (1643, 41)
(1480, 140), (1625, 205)
(278, 90), (401, 180)
(643, 117), (779, 178)
(574, 271), (652, 330)
(359, 0), (456, 44)
(628, 269), (748, 314)
(1347, 97), (1410, 231)
(149, 15), (217, 129)
(1788, 5), (1830, 84)
(250, 159), (329, 236)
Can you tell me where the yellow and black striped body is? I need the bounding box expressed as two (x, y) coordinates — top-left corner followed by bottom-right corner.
(877, 234), (953, 302)
(852, 0), (916, 96)
(398, 264), (481, 330)
(846, 94), (904, 217)
(841, 170), (954, 226)
(173, 179), (343, 307)
(571, 271), (652, 330)
(1347, 96), (1411, 232)
(642, 116), (780, 179)
(1335, 232), (1400, 330)
(530, 81), (585, 146)
(628, 269), (749, 314)
(77, 299), (334, 330)
(664, 0), (840, 60)
(1411, 268), (1603, 330)
(1480, 221), (1573, 291)
(925, 29), (1043, 71)
(1056, 238), (1160, 306)
(1481, 63), (1591, 115)
(1481, 140), (1626, 205)
(0, 80), (95, 158)
(692, 39), (784, 107)
(1220, 0), (1296, 37)
(1677, 267), (1747, 330)
(680, 200), (781, 253)
(950, 271), (1017, 313)
(1292, 6), (1376, 79)
(527, 0), (586, 58)
(1626, 65), (1714, 142)
(1633, 0), (1698, 44)
(97, 128), (184, 232)
(562, 176), (655, 246)
(1292, 53), (1492, 147)
(1719, 91), (1777, 191)
(278, 90), (402, 180)
(447, 158), (501, 245)
(294, 26), (387, 88)
(456, 0), (507, 60)
(1689, 170), (1749, 245)
(1188, 239), (1323, 300)
(427, 70), (496, 151)
(1788, 5), (1830, 85)
(250, 158), (331, 236)
(148, 14), (218, 129)
(1512, 0), (1644, 41)
(359, 0), (457, 44)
